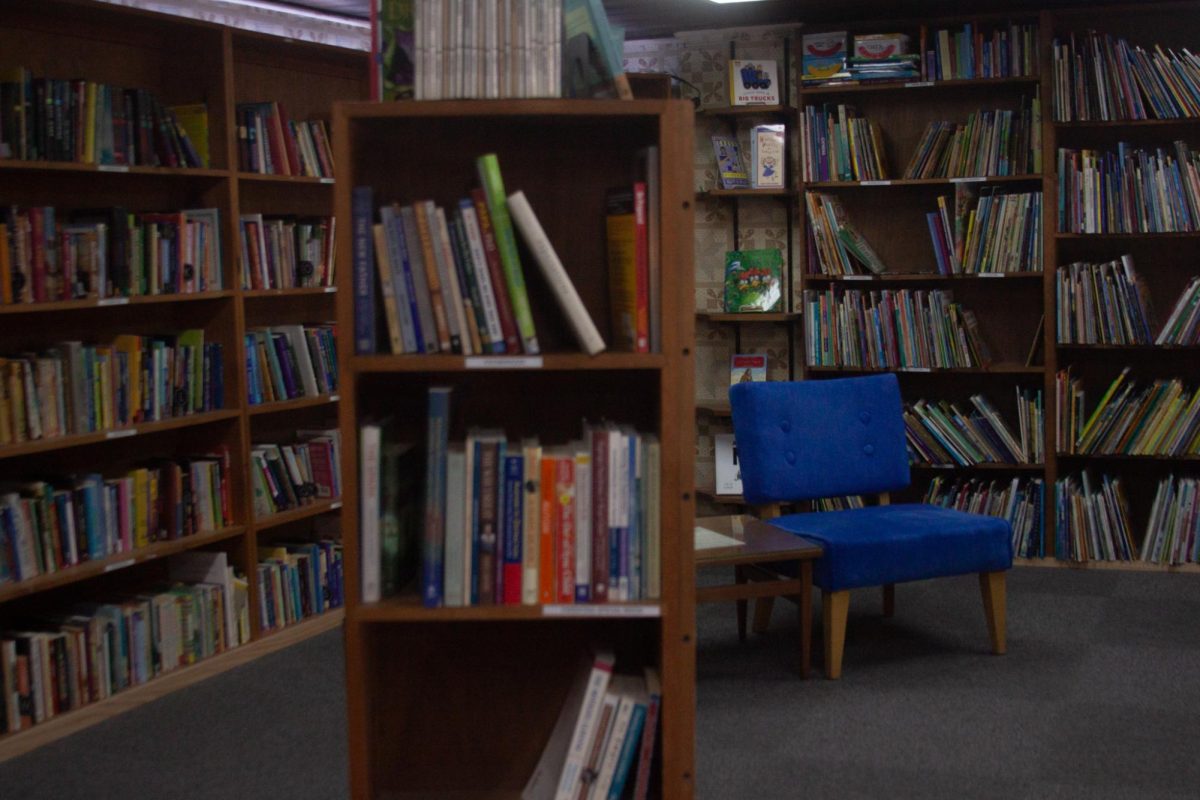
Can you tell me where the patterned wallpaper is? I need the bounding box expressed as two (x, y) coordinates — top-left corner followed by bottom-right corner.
(625, 25), (801, 505)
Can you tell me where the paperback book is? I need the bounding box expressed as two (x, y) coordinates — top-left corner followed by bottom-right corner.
(724, 249), (783, 313)
(730, 354), (767, 385)
(729, 59), (780, 105)
(711, 136), (750, 190)
(750, 124), (785, 189)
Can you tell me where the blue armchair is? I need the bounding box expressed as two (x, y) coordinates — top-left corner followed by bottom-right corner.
(729, 374), (1013, 678)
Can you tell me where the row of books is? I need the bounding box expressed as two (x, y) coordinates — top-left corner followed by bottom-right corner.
(257, 540), (344, 631)
(245, 325), (338, 406)
(0, 69), (206, 167)
(1057, 142), (1200, 234)
(924, 476), (1045, 559)
(1156, 276), (1200, 345)
(803, 288), (992, 369)
(904, 389), (1044, 467)
(524, 652), (660, 800)
(924, 22), (1039, 82)
(1055, 472), (1135, 562)
(0, 452), (232, 584)
(1052, 31), (1200, 122)
(249, 432), (343, 519)
(238, 214), (336, 290)
(236, 102), (333, 179)
(1141, 475), (1200, 565)
(805, 193), (886, 276)
(903, 101), (1042, 179)
(799, 104), (889, 182)
(1056, 367), (1200, 457)
(0, 332), (224, 446)
(928, 189), (1043, 275)
(711, 131), (785, 190)
(1055, 257), (1153, 345)
(1, 206), (223, 304)
(0, 550), (248, 734)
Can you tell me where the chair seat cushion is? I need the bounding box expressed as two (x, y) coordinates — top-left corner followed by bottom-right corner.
(768, 504), (1013, 592)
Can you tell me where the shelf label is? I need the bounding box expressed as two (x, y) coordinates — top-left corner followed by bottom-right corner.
(905, 81), (935, 88)
(843, 275), (874, 281)
(542, 604), (661, 618)
(904, 367), (933, 373)
(329, 394), (341, 402)
(97, 164), (130, 173)
(323, 286), (337, 293)
(466, 356), (544, 369)
(979, 273), (1005, 278)
(106, 428), (138, 439)
(329, 501), (343, 510)
(319, 177), (334, 184)
(951, 176), (987, 183)
(104, 558), (137, 573)
(97, 297), (130, 306)
(859, 180), (892, 186)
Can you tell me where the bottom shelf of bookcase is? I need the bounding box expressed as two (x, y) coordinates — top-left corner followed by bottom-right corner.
(0, 608), (344, 762)
(1015, 557), (1200, 574)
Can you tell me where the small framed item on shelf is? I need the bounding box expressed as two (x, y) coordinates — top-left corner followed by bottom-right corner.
(750, 124), (785, 189)
(711, 135), (750, 189)
(730, 354), (768, 385)
(729, 59), (780, 105)
(802, 31), (849, 84)
(724, 248), (783, 312)
(714, 433), (743, 496)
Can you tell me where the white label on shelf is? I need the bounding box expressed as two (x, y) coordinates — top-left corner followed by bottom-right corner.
(330, 501), (343, 510)
(465, 356), (544, 369)
(905, 367), (933, 373)
(843, 275), (874, 281)
(541, 604), (661, 618)
(104, 558), (137, 572)
(979, 273), (1005, 278)
(951, 177), (987, 183)
(859, 180), (892, 186)
(97, 297), (130, 306)
(323, 286), (337, 293)
(329, 394), (341, 402)
(905, 81), (935, 88)
(97, 164), (130, 172)
(319, 177), (334, 184)
(106, 428), (138, 439)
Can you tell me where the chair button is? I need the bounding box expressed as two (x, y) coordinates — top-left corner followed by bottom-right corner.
(780, 420), (791, 433)
(785, 450), (796, 465)
(860, 411), (871, 425)
(863, 444), (875, 456)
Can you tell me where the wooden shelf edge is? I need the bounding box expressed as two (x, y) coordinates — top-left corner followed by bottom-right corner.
(700, 104), (796, 117)
(235, 172), (335, 184)
(0, 291), (234, 315)
(800, 75), (1040, 95)
(253, 499), (343, 531)
(699, 188), (795, 198)
(911, 462), (1045, 471)
(241, 287), (338, 298)
(247, 394), (341, 416)
(697, 490), (745, 505)
(1016, 557), (1200, 574)
(804, 272), (1043, 282)
(351, 353), (665, 372)
(0, 159), (228, 178)
(802, 174), (1041, 188)
(0, 409), (242, 461)
(697, 311), (800, 322)
(0, 608), (344, 763)
(350, 601), (663, 623)
(805, 364), (1043, 375)
(1055, 117), (1200, 128)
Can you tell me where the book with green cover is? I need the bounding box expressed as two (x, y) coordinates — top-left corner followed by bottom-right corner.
(374, 0), (415, 101)
(724, 249), (783, 312)
(476, 153), (539, 354)
(563, 0), (633, 100)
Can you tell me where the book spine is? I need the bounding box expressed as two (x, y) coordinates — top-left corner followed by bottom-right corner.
(423, 388), (450, 607)
(476, 153), (538, 353)
(359, 425), (381, 603)
(476, 437), (499, 604)
(351, 186), (376, 354)
(412, 201), (454, 352)
(470, 188), (521, 353)
(501, 452), (523, 605)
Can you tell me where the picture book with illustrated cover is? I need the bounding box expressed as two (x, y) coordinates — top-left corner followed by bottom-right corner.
(724, 249), (783, 312)
(729, 59), (780, 105)
(751, 124), (785, 189)
(730, 354), (767, 385)
(711, 136), (750, 189)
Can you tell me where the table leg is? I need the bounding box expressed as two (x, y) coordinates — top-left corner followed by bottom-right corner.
(799, 560), (813, 679)
(735, 565), (747, 642)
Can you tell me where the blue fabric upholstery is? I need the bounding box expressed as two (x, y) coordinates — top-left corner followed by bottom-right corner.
(729, 374), (910, 504)
(769, 505), (1013, 591)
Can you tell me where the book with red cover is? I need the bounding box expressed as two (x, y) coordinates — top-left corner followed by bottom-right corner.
(469, 188), (521, 353)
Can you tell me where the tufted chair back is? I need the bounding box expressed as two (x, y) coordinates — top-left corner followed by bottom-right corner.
(729, 374), (911, 505)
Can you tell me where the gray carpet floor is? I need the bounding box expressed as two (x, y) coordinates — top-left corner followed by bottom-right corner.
(2, 566), (1199, 799)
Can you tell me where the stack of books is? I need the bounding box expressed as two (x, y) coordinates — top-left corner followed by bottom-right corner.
(0, 331), (223, 445)
(1057, 142), (1200, 234)
(1, 206), (223, 304)
(925, 475), (1045, 558)
(904, 389), (1044, 466)
(846, 54), (920, 83)
(256, 540), (344, 631)
(1052, 30), (1200, 122)
(799, 104), (890, 182)
(1056, 368), (1200, 457)
(0, 68), (206, 167)
(1140, 475), (1200, 565)
(245, 325), (338, 405)
(1056, 256), (1154, 345)
(805, 193), (887, 276)
(249, 431), (342, 518)
(1055, 472), (1136, 562)
(928, 188), (1043, 274)
(803, 287), (992, 369)
(924, 22), (1039, 81)
(1156, 277), (1200, 345)
(238, 215), (336, 290)
(904, 101), (1042, 178)
(236, 102), (333, 178)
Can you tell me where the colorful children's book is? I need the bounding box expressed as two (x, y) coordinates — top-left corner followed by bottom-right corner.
(750, 124), (785, 189)
(729, 59), (780, 105)
(724, 249), (783, 312)
(730, 354), (767, 385)
(711, 136), (750, 190)
(802, 31), (849, 83)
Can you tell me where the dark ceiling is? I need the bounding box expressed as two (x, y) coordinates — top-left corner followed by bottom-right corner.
(282, 0), (1102, 39)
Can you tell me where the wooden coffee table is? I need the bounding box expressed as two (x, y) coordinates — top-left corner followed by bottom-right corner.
(695, 514), (823, 678)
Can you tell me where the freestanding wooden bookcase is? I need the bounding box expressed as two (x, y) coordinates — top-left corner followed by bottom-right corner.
(332, 100), (697, 799)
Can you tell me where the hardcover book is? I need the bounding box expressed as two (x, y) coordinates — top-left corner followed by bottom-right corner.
(802, 31), (849, 83)
(711, 136), (750, 190)
(714, 434), (743, 496)
(729, 59), (780, 106)
(750, 124), (785, 189)
(723, 249), (783, 312)
(730, 354), (767, 385)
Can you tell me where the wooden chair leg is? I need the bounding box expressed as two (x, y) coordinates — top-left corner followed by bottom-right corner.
(752, 597), (775, 634)
(735, 565), (747, 642)
(882, 583), (895, 618)
(979, 571), (1007, 655)
(822, 590), (850, 680)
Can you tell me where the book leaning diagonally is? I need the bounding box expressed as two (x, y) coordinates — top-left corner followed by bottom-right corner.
(507, 190), (606, 356)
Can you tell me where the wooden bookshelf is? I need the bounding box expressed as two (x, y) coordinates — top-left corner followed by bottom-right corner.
(334, 100), (696, 799)
(0, 0), (366, 748)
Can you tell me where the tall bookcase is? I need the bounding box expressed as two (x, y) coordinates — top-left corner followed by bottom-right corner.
(332, 100), (697, 798)
(0, 0), (366, 755)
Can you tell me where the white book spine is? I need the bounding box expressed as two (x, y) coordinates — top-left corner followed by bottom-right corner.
(589, 686), (636, 800)
(553, 654), (616, 800)
(443, 446), (467, 607)
(459, 201), (506, 349)
(359, 424), (382, 603)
